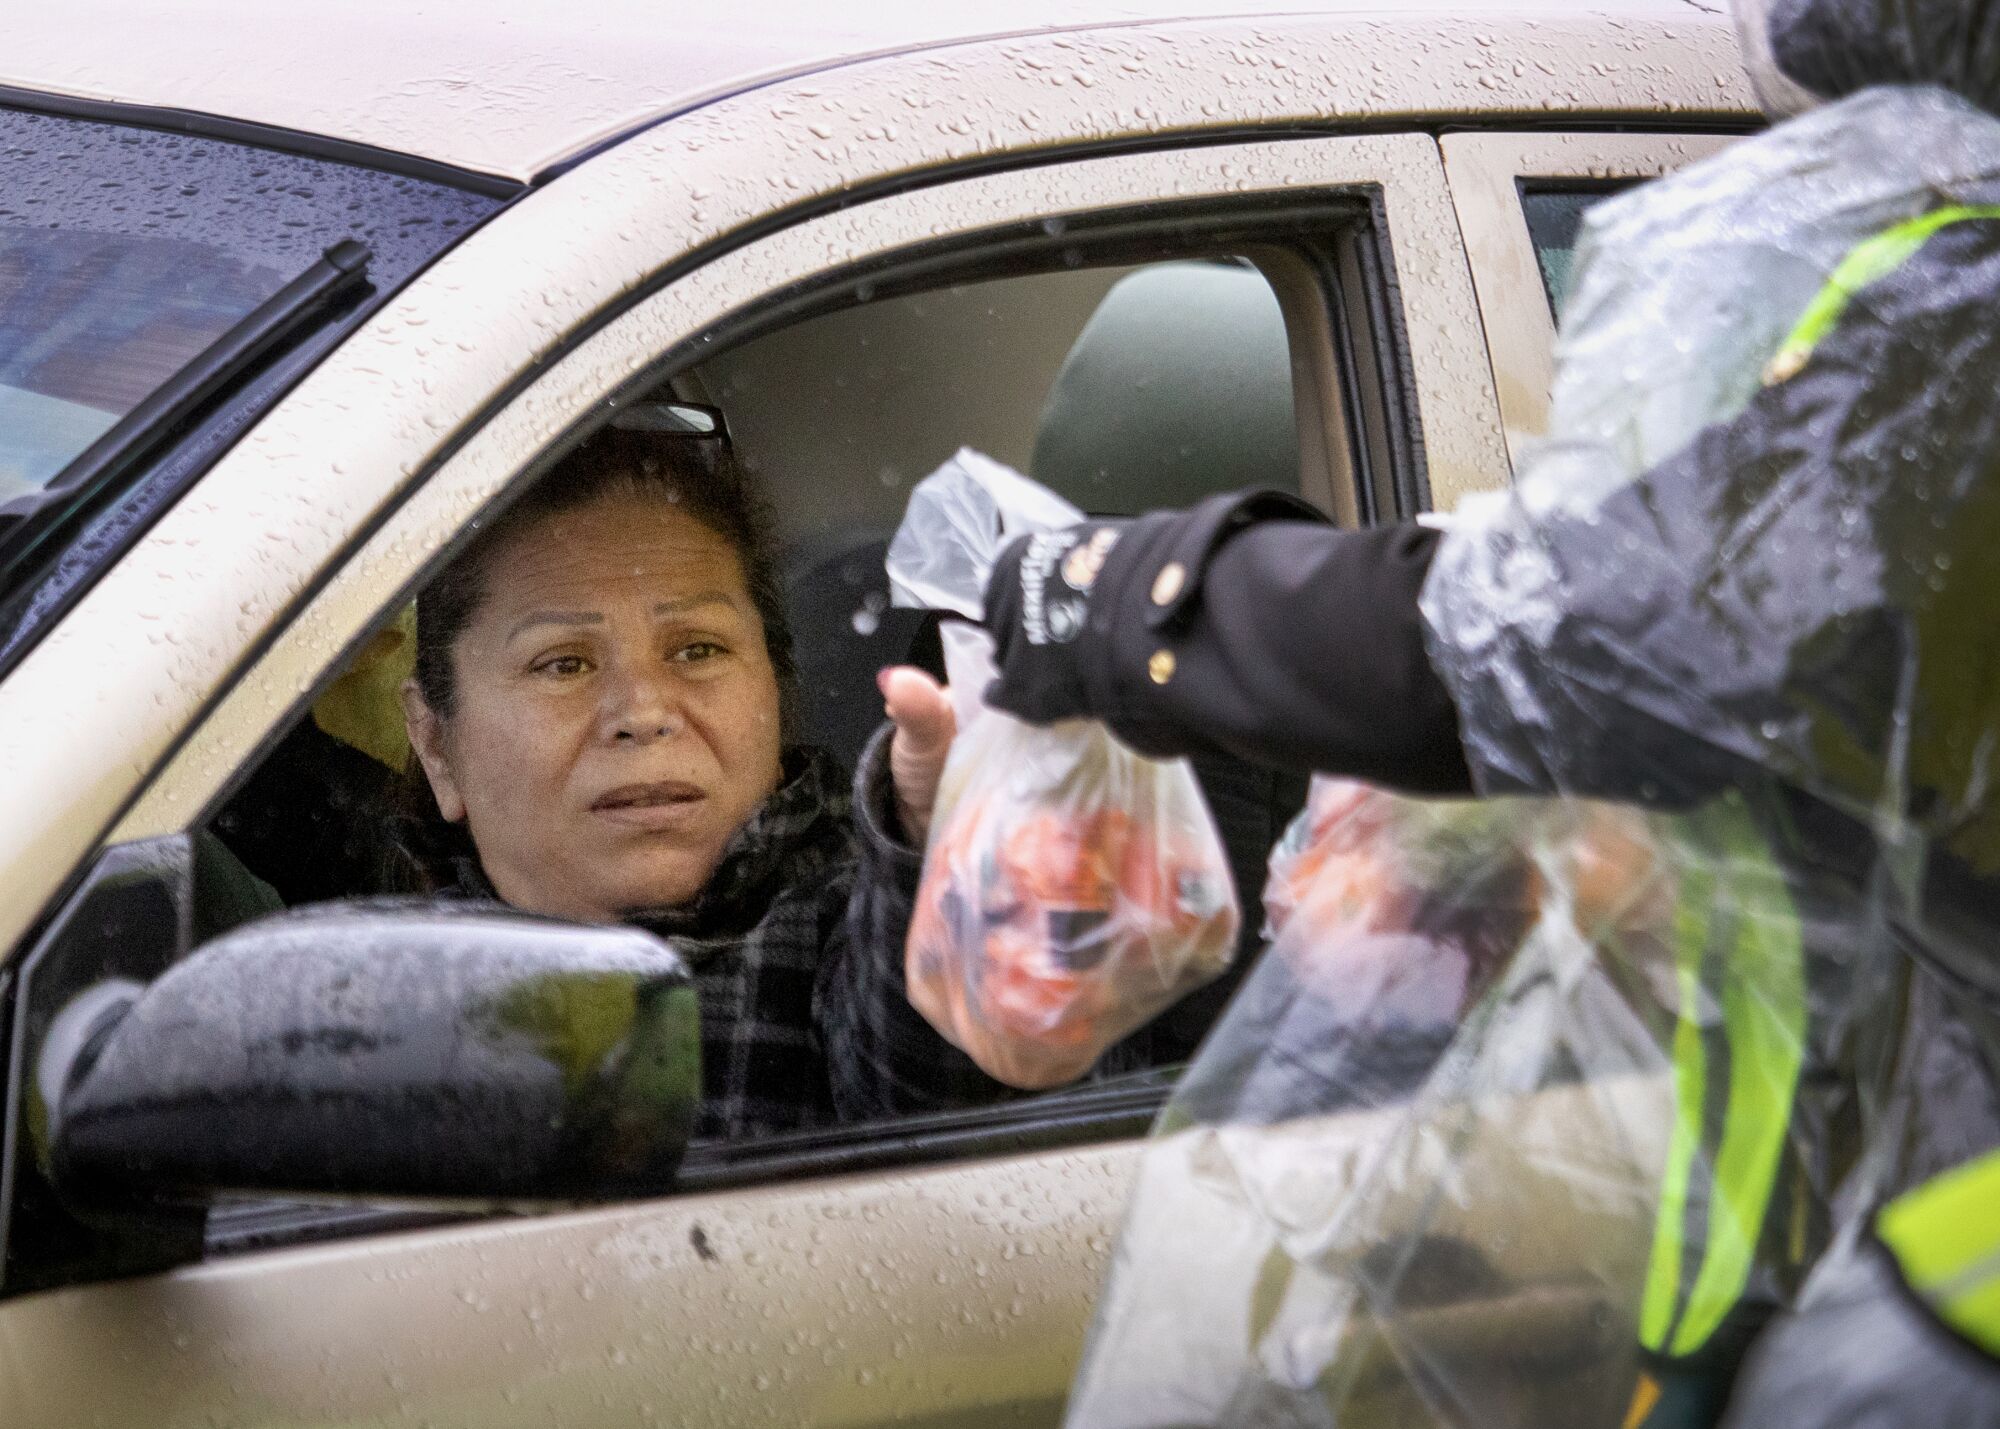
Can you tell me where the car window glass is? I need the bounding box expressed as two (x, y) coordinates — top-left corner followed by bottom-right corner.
(0, 108), (495, 509)
(0, 228), (278, 498)
(1519, 184), (1629, 317)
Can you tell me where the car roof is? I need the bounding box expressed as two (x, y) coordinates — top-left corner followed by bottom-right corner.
(3, 0), (1736, 184)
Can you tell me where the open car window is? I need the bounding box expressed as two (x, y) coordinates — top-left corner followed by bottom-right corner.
(205, 246), (1330, 1135)
(199, 226), (1401, 1176)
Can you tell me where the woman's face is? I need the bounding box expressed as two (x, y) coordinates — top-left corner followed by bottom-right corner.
(404, 489), (785, 923)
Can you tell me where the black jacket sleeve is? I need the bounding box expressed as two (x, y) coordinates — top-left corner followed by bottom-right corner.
(984, 490), (1472, 795)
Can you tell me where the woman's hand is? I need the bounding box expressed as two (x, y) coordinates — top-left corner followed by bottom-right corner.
(880, 666), (956, 846)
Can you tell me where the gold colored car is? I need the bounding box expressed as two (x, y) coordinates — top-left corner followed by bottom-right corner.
(0, 3), (1754, 1423)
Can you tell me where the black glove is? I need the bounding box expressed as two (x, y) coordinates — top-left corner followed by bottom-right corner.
(980, 519), (1129, 725)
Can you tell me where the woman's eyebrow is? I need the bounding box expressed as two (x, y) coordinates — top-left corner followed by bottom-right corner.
(653, 592), (740, 617)
(506, 609), (603, 641)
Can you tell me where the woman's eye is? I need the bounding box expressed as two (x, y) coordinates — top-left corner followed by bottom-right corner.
(674, 641), (726, 663)
(534, 654), (591, 677)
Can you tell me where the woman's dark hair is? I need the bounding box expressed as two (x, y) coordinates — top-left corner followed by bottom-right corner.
(391, 424), (796, 891)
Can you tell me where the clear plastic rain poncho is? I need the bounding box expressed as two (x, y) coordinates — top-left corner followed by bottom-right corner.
(888, 451), (1240, 1090)
(1065, 83), (2000, 1428)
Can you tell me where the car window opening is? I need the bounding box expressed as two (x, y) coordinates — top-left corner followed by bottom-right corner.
(182, 235), (1385, 1220)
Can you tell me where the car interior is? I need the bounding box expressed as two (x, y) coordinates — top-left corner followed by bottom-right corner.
(207, 250), (1321, 1097)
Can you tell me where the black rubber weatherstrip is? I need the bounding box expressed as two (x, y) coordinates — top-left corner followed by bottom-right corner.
(538, 109), (1761, 190)
(0, 84), (522, 199)
(0, 240), (377, 585)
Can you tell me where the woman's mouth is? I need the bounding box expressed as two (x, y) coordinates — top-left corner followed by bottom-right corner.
(591, 781), (707, 829)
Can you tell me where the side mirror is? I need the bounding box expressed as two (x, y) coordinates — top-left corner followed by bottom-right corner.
(42, 902), (700, 1209)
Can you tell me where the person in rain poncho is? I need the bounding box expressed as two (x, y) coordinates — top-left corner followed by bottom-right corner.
(954, 1), (2000, 1423)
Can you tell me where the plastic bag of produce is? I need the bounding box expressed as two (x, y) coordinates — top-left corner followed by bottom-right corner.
(887, 449), (1240, 1088)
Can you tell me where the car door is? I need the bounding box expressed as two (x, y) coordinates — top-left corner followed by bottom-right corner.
(0, 11), (1753, 1425)
(1439, 131), (1742, 467)
(0, 128), (1499, 1429)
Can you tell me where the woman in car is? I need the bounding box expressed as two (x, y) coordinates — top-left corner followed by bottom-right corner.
(392, 421), (996, 1142)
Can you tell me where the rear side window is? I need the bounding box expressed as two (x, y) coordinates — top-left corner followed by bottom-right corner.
(1519, 184), (1629, 317)
(0, 105), (506, 667)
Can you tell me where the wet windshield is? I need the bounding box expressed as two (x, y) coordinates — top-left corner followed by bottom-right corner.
(0, 110), (500, 506)
(0, 224), (287, 503)
(0, 104), (503, 665)
(0, 107), (484, 508)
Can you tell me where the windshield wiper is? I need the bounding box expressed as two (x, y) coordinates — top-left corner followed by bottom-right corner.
(0, 239), (374, 586)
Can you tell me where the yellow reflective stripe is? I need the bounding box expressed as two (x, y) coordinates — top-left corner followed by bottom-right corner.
(1669, 833), (1805, 1355)
(1880, 1149), (2000, 1286)
(1765, 204), (2000, 383)
(1639, 804), (1805, 1358)
(1879, 1147), (2000, 1352)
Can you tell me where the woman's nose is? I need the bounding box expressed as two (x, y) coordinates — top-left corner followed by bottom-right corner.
(603, 668), (685, 744)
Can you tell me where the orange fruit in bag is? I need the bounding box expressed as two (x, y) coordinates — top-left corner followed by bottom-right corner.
(906, 784), (1236, 1089)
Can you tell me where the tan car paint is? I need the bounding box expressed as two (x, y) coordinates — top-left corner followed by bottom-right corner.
(0, 1079), (1671, 1426)
(1, 0), (1740, 180)
(0, 8), (1751, 1427)
(0, 1144), (1137, 1426)
(1443, 130), (1738, 466)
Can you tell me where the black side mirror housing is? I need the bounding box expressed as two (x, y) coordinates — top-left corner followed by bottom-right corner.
(44, 902), (700, 1209)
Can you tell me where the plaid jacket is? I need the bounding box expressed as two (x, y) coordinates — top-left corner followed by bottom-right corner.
(456, 731), (1016, 1141)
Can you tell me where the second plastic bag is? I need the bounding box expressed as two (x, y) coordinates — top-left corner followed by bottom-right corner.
(1066, 784), (1800, 1428)
(888, 450), (1240, 1089)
